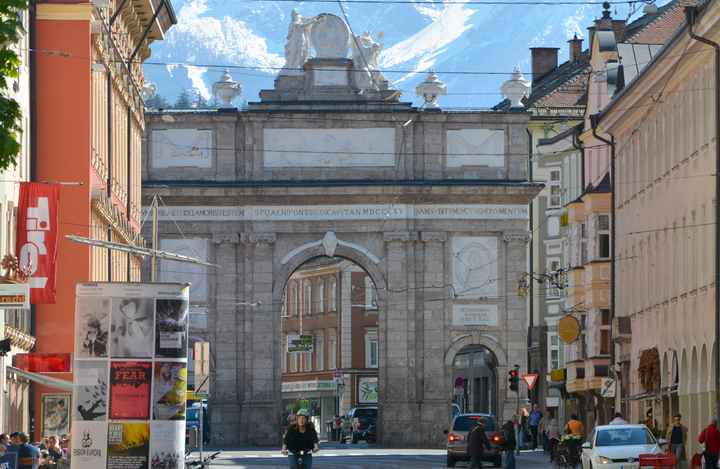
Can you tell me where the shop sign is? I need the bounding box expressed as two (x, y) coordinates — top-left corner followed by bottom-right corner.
(600, 378), (616, 398)
(0, 283), (29, 309)
(558, 314), (581, 344)
(282, 380), (335, 393)
(287, 335), (314, 353)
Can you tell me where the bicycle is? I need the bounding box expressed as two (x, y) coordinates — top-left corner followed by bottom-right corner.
(185, 450), (221, 468)
(554, 437), (582, 469)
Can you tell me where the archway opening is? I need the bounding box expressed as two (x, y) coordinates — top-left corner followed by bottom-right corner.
(451, 345), (499, 417)
(279, 255), (380, 444)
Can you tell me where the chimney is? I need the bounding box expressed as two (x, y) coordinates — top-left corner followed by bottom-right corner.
(530, 47), (560, 83)
(568, 34), (583, 62)
(611, 19), (627, 42)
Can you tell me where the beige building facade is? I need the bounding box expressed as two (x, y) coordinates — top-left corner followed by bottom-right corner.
(599, 0), (718, 452)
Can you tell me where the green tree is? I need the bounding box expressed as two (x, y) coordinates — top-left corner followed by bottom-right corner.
(174, 90), (193, 109)
(0, 0), (28, 171)
(193, 92), (210, 109)
(145, 94), (170, 110)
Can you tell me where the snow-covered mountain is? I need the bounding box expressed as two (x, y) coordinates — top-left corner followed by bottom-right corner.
(144, 0), (654, 108)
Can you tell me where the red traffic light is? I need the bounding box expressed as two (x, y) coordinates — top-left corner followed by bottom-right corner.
(509, 370), (518, 378)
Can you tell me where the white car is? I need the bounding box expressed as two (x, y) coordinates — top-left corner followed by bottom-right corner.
(581, 424), (665, 469)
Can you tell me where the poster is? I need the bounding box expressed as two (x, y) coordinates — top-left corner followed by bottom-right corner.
(149, 421), (184, 469)
(16, 182), (60, 304)
(110, 298), (155, 358)
(71, 421), (107, 469)
(155, 299), (188, 358)
(107, 422), (149, 469)
(109, 361), (151, 420)
(75, 296), (110, 358)
(0, 452), (17, 469)
(42, 393), (71, 437)
(73, 361), (108, 421)
(152, 362), (187, 420)
(358, 377), (378, 404)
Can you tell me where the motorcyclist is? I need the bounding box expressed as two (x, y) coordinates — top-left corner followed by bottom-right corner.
(282, 409), (319, 469)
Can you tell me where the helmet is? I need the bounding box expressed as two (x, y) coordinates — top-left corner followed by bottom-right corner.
(296, 409), (310, 417)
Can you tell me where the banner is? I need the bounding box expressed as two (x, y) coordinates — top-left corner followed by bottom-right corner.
(0, 452), (17, 469)
(41, 393), (71, 437)
(72, 282), (189, 469)
(16, 182), (59, 304)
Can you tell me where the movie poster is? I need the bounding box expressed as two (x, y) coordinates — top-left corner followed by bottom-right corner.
(42, 393), (71, 438)
(107, 422), (149, 469)
(149, 421), (184, 469)
(152, 362), (187, 420)
(109, 361), (151, 420)
(70, 421), (107, 469)
(75, 296), (110, 359)
(73, 361), (108, 421)
(110, 298), (155, 358)
(155, 299), (188, 359)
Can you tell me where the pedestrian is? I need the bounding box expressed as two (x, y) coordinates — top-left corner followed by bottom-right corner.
(13, 432), (40, 469)
(517, 410), (527, 453)
(46, 435), (63, 462)
(666, 414), (687, 467)
(468, 419), (491, 469)
(698, 417), (720, 469)
(609, 412), (629, 425)
(501, 420), (517, 469)
(528, 404), (543, 450)
(282, 409), (319, 469)
(544, 411), (560, 462)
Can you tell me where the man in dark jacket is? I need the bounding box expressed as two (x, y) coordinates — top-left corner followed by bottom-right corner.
(468, 420), (491, 468)
(502, 420), (517, 469)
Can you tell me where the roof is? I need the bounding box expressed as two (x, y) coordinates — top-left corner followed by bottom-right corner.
(587, 173), (611, 194)
(537, 124), (581, 146)
(624, 1), (685, 44)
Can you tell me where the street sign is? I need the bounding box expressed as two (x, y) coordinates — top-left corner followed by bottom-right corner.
(287, 334), (313, 353)
(600, 378), (616, 398)
(187, 391), (209, 401)
(522, 373), (539, 391)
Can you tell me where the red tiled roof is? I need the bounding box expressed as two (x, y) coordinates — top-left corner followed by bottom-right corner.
(626, 4), (685, 45)
(534, 67), (590, 107)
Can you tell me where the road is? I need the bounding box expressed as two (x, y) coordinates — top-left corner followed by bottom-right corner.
(192, 444), (554, 468)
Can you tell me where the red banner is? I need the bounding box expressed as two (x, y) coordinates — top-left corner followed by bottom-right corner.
(16, 183), (60, 304)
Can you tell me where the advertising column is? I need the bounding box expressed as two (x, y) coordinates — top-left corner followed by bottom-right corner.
(71, 282), (189, 469)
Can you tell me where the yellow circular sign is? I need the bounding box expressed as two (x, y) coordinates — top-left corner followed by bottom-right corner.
(558, 314), (581, 344)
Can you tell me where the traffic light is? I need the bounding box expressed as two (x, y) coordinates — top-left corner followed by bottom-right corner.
(508, 369), (519, 392)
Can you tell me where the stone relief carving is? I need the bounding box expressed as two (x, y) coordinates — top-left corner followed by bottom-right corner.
(321, 231), (338, 257)
(280, 10), (318, 76)
(351, 32), (385, 90)
(502, 232), (531, 244)
(452, 236), (498, 298)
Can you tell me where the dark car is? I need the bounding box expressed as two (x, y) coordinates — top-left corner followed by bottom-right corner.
(445, 413), (503, 467)
(343, 407), (377, 444)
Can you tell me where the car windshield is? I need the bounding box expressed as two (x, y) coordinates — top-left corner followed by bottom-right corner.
(596, 428), (656, 447)
(453, 416), (496, 432)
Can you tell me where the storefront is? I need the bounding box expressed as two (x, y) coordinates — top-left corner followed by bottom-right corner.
(282, 379), (337, 438)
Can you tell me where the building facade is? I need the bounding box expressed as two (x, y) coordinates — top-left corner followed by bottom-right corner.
(281, 258), (379, 437)
(142, 12), (540, 448)
(32, 0), (174, 438)
(599, 0), (718, 453)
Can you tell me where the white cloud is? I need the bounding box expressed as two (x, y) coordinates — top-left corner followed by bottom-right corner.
(185, 65), (210, 99)
(564, 6), (588, 39)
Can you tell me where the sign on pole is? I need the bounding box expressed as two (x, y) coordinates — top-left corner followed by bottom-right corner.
(287, 334), (314, 353)
(522, 373), (539, 391)
(600, 378), (616, 398)
(194, 342), (210, 395)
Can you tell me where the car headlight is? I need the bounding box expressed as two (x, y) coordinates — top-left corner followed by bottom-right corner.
(596, 456), (613, 464)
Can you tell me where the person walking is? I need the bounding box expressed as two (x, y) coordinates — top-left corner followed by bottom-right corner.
(609, 412), (629, 425)
(468, 419), (491, 468)
(544, 411), (560, 462)
(528, 404), (543, 450)
(501, 420), (517, 469)
(698, 417), (720, 469)
(282, 409), (319, 469)
(666, 414), (687, 467)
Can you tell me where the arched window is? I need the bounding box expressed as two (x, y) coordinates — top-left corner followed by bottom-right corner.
(319, 281), (325, 313)
(304, 282), (312, 316)
(329, 278), (337, 312)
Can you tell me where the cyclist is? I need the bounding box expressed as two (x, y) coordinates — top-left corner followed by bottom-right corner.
(282, 409), (319, 469)
(564, 414), (584, 437)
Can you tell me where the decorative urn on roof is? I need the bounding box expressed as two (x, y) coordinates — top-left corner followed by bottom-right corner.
(213, 69), (241, 108)
(416, 71), (447, 109)
(500, 66), (531, 109)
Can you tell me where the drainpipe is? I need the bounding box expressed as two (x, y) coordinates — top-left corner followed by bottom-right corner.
(685, 4), (720, 426)
(572, 127), (584, 194)
(28, 0), (37, 439)
(527, 128), (534, 391)
(590, 114), (615, 420)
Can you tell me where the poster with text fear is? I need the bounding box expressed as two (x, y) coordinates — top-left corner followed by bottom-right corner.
(69, 421), (107, 469)
(107, 422), (149, 469)
(109, 361), (151, 420)
(152, 362), (187, 420)
(154, 299), (189, 358)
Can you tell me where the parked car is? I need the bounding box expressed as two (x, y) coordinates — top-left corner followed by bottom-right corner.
(342, 407), (377, 444)
(451, 403), (462, 420)
(445, 413), (503, 468)
(580, 424), (665, 469)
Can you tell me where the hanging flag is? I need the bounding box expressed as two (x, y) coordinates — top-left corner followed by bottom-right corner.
(16, 182), (60, 304)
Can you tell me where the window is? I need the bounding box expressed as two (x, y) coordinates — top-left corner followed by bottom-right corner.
(328, 333), (337, 370)
(365, 329), (379, 368)
(581, 223), (588, 265)
(548, 332), (564, 371)
(303, 346), (312, 372)
(548, 169), (561, 208)
(289, 338), (298, 373)
(319, 281), (325, 313)
(546, 259), (561, 298)
(365, 276), (377, 310)
(597, 215), (611, 259)
(315, 333), (324, 370)
(329, 278), (337, 311)
(282, 345), (287, 372)
(600, 308), (611, 355)
(304, 282), (312, 316)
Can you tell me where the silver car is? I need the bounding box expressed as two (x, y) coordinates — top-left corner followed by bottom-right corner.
(445, 413), (503, 468)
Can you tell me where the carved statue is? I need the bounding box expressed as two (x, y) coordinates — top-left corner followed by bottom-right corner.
(280, 10), (317, 76)
(351, 32), (385, 90)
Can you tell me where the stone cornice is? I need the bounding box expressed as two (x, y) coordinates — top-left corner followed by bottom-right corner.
(420, 232), (447, 243)
(212, 233), (240, 244)
(383, 231), (418, 243)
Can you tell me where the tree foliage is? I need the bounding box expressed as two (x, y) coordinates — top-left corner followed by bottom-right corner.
(174, 90), (193, 109)
(145, 93), (170, 110)
(0, 0), (28, 171)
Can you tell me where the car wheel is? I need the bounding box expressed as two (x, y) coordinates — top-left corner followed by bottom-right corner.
(446, 453), (456, 467)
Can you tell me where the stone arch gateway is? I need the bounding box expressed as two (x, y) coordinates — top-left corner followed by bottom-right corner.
(142, 55), (540, 447)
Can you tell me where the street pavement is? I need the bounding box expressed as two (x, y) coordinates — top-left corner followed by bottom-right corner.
(193, 444), (554, 468)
